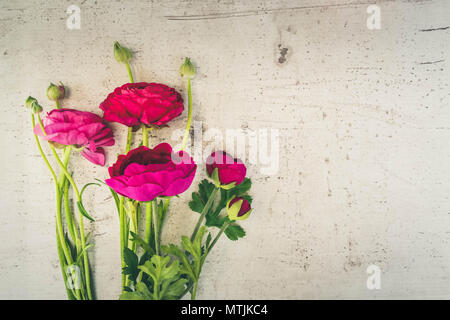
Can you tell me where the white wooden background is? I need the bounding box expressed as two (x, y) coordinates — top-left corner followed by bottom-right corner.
(0, 0), (449, 299)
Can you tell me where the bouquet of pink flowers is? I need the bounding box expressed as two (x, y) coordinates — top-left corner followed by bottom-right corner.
(25, 42), (254, 300)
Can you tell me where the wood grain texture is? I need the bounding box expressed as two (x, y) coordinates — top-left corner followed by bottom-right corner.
(0, 0), (449, 299)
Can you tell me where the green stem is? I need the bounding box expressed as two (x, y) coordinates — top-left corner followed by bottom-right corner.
(152, 200), (160, 255)
(39, 124), (92, 300)
(145, 203), (152, 245)
(56, 227), (77, 300)
(119, 196), (126, 288)
(31, 114), (85, 299)
(126, 127), (133, 153)
(142, 126), (153, 244)
(125, 62), (134, 83)
(120, 126), (134, 290)
(206, 220), (231, 257)
(191, 220), (231, 301)
(127, 200), (138, 252)
(181, 78), (192, 150)
(55, 100), (61, 109)
(190, 187), (218, 241)
(31, 115), (58, 183)
(191, 281), (198, 300)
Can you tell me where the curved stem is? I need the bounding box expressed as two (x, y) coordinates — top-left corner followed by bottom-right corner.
(38, 117), (92, 299)
(31, 115), (58, 183)
(191, 187), (218, 241)
(181, 78), (192, 150)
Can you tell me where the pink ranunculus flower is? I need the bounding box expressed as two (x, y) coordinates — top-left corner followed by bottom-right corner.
(206, 151), (247, 186)
(34, 108), (115, 166)
(99, 82), (184, 127)
(105, 143), (196, 202)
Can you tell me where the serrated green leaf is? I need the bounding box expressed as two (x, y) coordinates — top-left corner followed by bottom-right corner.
(139, 255), (179, 284)
(162, 244), (196, 281)
(135, 282), (153, 299)
(189, 179), (216, 215)
(160, 278), (188, 300)
(189, 192), (203, 213)
(229, 178), (252, 196)
(122, 247), (139, 282)
(138, 255), (185, 300)
(119, 291), (146, 300)
(129, 231), (155, 256)
(224, 223), (246, 241)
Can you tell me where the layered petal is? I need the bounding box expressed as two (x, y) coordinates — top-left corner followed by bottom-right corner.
(34, 108), (115, 166)
(99, 82), (183, 127)
(106, 143), (196, 202)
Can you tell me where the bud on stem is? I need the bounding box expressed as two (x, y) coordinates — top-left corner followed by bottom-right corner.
(25, 96), (43, 114)
(47, 83), (65, 102)
(180, 57), (195, 79)
(114, 41), (132, 64)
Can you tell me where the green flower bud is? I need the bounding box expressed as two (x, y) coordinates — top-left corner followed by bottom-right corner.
(25, 96), (43, 113)
(114, 41), (132, 63)
(30, 101), (43, 114)
(226, 197), (252, 221)
(25, 96), (37, 109)
(46, 83), (65, 101)
(180, 57), (195, 79)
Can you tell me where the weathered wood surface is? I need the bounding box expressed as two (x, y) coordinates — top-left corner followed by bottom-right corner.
(0, 0), (449, 299)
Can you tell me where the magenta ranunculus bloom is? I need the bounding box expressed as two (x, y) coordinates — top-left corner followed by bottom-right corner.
(105, 143), (196, 202)
(99, 82), (184, 127)
(34, 108), (115, 166)
(206, 151), (247, 186)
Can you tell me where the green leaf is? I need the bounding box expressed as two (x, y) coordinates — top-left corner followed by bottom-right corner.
(224, 223), (246, 241)
(75, 244), (94, 264)
(119, 282), (153, 300)
(160, 278), (188, 300)
(189, 179), (216, 214)
(138, 255), (185, 300)
(129, 231), (155, 256)
(189, 192), (203, 213)
(122, 248), (139, 282)
(76, 201), (94, 221)
(119, 291), (145, 300)
(162, 244), (196, 281)
(229, 178), (252, 197)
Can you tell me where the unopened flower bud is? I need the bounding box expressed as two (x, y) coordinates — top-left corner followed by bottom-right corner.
(227, 197), (252, 221)
(46, 83), (65, 101)
(114, 41), (132, 63)
(25, 96), (37, 109)
(25, 96), (43, 113)
(180, 57), (195, 79)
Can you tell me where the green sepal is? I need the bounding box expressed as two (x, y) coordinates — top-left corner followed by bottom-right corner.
(220, 181), (236, 190)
